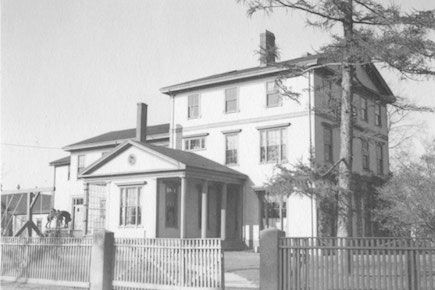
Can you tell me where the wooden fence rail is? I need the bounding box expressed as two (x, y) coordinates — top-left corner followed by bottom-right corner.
(113, 238), (224, 290)
(279, 237), (435, 290)
(0, 237), (92, 288)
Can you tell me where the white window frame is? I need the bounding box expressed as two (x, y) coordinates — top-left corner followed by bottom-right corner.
(184, 136), (206, 151)
(77, 155), (86, 175)
(375, 103), (382, 127)
(266, 81), (282, 108)
(225, 133), (239, 165)
(259, 127), (288, 164)
(360, 97), (368, 122)
(224, 87), (239, 113)
(188, 94), (200, 119)
(376, 143), (384, 175)
(361, 139), (370, 171)
(323, 125), (333, 163)
(119, 186), (142, 227)
(164, 182), (179, 229)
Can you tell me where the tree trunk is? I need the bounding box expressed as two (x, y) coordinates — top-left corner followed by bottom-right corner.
(337, 1), (355, 238)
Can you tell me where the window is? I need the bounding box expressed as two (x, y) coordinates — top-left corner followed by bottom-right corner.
(184, 137), (206, 151)
(260, 127), (287, 163)
(119, 186), (142, 226)
(266, 81), (282, 108)
(361, 139), (370, 171)
(165, 183), (178, 228)
(323, 125), (333, 163)
(375, 103), (382, 126)
(225, 134), (238, 165)
(376, 143), (384, 175)
(77, 155), (85, 174)
(188, 94), (200, 119)
(360, 97), (368, 121)
(264, 201), (287, 219)
(321, 78), (333, 109)
(225, 87), (238, 113)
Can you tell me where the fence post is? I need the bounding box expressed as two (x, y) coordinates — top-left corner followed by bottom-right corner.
(260, 228), (285, 290)
(90, 230), (115, 290)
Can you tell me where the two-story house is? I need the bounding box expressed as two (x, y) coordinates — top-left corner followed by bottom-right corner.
(50, 31), (394, 249)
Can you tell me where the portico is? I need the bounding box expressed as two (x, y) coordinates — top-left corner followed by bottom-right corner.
(78, 139), (246, 248)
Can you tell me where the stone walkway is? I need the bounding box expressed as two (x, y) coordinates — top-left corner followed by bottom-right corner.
(224, 250), (260, 289)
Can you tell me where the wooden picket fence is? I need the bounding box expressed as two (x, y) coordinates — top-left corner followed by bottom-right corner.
(0, 236), (92, 288)
(279, 237), (435, 290)
(113, 238), (224, 290)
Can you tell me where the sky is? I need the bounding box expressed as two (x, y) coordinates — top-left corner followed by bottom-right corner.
(1, 0), (435, 189)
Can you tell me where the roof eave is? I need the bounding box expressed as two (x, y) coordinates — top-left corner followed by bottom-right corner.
(366, 64), (396, 104)
(160, 59), (319, 95)
(49, 161), (70, 167)
(63, 134), (169, 152)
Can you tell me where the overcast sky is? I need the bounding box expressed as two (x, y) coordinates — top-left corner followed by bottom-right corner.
(1, 0), (434, 189)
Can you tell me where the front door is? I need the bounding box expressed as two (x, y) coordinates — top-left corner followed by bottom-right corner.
(226, 186), (240, 240)
(157, 179), (180, 238)
(72, 197), (84, 231)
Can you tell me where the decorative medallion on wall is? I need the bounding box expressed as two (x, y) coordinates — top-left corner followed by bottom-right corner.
(128, 154), (136, 165)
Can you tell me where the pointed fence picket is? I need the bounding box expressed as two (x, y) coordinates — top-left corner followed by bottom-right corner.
(0, 236), (92, 288)
(279, 237), (435, 290)
(112, 238), (224, 290)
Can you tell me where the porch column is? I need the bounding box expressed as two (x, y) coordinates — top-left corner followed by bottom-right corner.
(180, 177), (187, 239)
(83, 182), (89, 235)
(220, 183), (227, 240)
(201, 180), (208, 238)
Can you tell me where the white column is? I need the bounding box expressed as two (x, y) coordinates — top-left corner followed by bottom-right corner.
(220, 183), (227, 241)
(201, 180), (208, 239)
(180, 177), (187, 238)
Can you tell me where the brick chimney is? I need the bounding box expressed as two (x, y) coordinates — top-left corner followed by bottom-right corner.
(259, 30), (276, 66)
(136, 103), (148, 143)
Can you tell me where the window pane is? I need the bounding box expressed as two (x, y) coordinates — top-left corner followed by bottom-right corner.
(226, 99), (237, 113)
(119, 186), (141, 226)
(225, 88), (238, 113)
(127, 188), (136, 206)
(120, 207), (125, 225)
(267, 129), (280, 162)
(191, 139), (200, 149)
(165, 184), (178, 228)
(266, 81), (276, 93)
(188, 94), (199, 118)
(280, 128), (287, 161)
(323, 126), (333, 162)
(225, 134), (238, 165)
(267, 93), (281, 107)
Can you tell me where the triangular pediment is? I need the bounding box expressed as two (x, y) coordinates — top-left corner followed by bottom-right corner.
(81, 141), (185, 177)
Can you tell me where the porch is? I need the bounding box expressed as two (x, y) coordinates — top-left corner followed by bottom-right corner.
(76, 140), (247, 249)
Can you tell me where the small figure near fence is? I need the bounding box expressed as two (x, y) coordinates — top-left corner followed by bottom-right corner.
(46, 208), (72, 229)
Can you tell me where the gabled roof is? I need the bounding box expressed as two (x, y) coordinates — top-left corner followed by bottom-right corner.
(1, 193), (52, 215)
(63, 123), (169, 151)
(80, 140), (247, 179)
(49, 156), (70, 166)
(160, 54), (395, 103)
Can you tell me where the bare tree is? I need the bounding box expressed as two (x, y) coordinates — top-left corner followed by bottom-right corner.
(375, 141), (435, 236)
(239, 0), (435, 237)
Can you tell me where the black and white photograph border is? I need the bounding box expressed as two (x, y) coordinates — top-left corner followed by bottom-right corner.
(1, 1), (435, 289)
